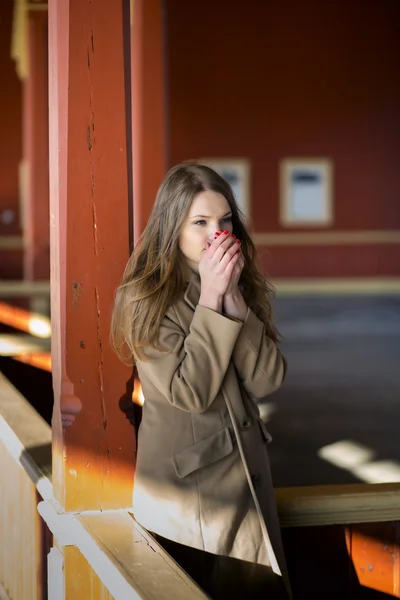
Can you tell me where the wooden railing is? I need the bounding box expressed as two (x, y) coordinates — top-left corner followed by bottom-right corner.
(0, 372), (52, 600)
(0, 372), (207, 600)
(1, 369), (400, 599)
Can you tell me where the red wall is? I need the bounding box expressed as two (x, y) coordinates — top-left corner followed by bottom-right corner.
(0, 0), (23, 278)
(166, 0), (400, 278)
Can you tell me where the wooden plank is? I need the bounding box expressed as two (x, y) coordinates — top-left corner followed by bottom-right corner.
(0, 441), (45, 600)
(0, 281), (50, 297)
(38, 501), (209, 600)
(276, 482), (400, 528)
(75, 512), (209, 600)
(0, 334), (49, 355)
(0, 301), (51, 336)
(0, 372), (52, 497)
(65, 546), (115, 600)
(13, 352), (52, 372)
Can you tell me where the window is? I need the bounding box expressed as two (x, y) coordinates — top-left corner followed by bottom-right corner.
(280, 159), (333, 227)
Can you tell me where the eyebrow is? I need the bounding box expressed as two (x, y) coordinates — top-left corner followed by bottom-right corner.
(190, 211), (232, 219)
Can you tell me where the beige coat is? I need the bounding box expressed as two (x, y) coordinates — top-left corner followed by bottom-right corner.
(132, 273), (291, 597)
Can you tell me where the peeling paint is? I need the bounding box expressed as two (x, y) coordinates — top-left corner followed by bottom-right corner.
(92, 202), (98, 254)
(87, 31), (97, 255)
(95, 285), (107, 431)
(72, 282), (83, 307)
(86, 125), (92, 151)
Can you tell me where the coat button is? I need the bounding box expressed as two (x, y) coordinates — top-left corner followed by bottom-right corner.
(242, 416), (252, 430)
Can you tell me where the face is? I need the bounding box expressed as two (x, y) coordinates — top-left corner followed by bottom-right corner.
(179, 190), (233, 273)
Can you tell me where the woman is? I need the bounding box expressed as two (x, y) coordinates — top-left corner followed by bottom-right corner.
(112, 163), (291, 599)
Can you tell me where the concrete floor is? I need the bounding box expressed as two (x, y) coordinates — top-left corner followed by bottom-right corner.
(263, 295), (400, 488)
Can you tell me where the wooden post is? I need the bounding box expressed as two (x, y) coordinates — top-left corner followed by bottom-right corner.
(48, 0), (136, 513)
(22, 9), (50, 290)
(131, 0), (167, 242)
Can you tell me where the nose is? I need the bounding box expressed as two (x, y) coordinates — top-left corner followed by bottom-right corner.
(208, 228), (220, 243)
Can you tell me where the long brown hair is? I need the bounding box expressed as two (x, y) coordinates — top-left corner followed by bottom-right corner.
(111, 162), (279, 362)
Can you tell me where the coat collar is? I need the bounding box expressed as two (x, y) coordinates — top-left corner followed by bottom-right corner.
(184, 271), (201, 310)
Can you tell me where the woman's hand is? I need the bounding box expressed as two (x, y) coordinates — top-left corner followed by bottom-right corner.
(223, 236), (248, 321)
(225, 242), (245, 297)
(198, 230), (241, 312)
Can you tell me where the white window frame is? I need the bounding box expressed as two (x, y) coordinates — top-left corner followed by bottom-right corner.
(280, 158), (334, 228)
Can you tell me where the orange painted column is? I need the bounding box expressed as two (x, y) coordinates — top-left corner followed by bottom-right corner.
(48, 0), (136, 512)
(131, 0), (167, 242)
(22, 10), (50, 282)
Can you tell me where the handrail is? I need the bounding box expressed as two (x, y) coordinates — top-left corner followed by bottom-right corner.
(0, 302), (51, 337)
(38, 502), (209, 600)
(2, 367), (400, 530)
(0, 371), (52, 500)
(2, 371), (400, 599)
(0, 372), (208, 599)
(276, 482), (400, 528)
(0, 280), (50, 297)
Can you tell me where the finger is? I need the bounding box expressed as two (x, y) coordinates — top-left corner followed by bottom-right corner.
(220, 244), (241, 270)
(205, 236), (227, 255)
(223, 251), (241, 278)
(232, 253), (243, 277)
(213, 236), (239, 263)
(207, 235), (225, 258)
(210, 231), (236, 253)
(232, 251), (243, 270)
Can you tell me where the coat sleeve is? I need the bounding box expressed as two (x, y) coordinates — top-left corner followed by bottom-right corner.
(136, 305), (243, 413)
(231, 306), (287, 400)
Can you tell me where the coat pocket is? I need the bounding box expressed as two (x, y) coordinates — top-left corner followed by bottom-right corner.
(257, 418), (273, 444)
(172, 427), (233, 478)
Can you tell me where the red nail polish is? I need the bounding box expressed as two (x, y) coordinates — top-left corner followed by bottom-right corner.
(231, 234), (236, 238)
(215, 232), (221, 236)
(223, 230), (229, 235)
(236, 240), (241, 245)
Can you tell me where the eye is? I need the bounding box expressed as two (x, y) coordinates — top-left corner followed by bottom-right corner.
(193, 220), (206, 226)
(222, 216), (232, 223)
